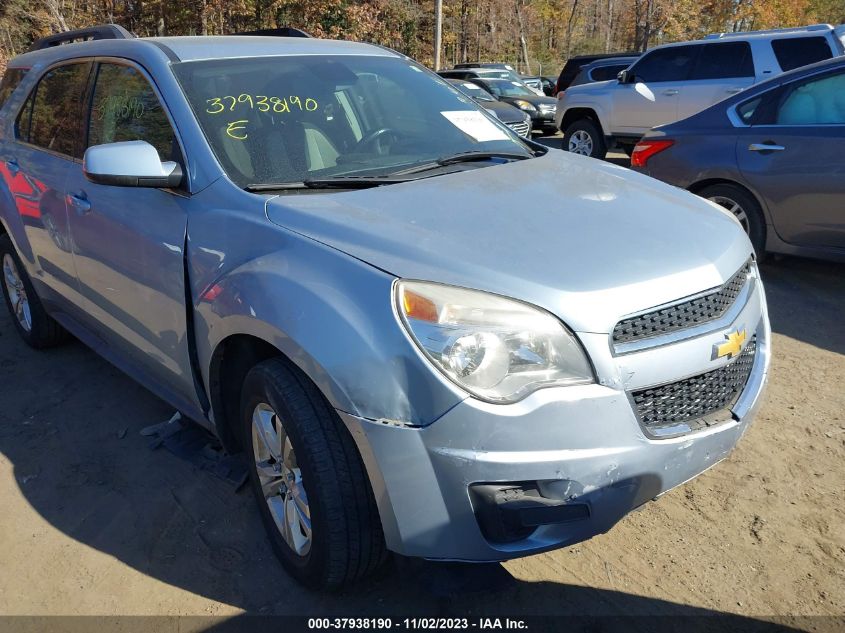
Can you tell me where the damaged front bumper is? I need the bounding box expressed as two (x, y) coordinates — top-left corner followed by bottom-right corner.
(339, 301), (770, 561)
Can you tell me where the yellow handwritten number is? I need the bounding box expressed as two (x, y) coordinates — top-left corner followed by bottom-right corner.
(256, 95), (269, 112)
(226, 120), (249, 140)
(206, 97), (224, 114)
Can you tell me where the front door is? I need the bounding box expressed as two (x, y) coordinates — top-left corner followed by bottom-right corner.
(612, 45), (700, 135)
(64, 60), (200, 412)
(737, 68), (845, 249)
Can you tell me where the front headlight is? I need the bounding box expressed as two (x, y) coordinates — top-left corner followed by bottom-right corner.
(395, 281), (594, 403)
(513, 100), (536, 112)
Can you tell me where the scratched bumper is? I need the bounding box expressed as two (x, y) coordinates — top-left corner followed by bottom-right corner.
(340, 282), (770, 561)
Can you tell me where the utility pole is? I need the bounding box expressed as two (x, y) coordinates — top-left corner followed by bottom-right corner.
(434, 0), (443, 70)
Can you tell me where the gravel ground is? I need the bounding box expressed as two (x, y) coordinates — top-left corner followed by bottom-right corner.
(0, 148), (842, 628)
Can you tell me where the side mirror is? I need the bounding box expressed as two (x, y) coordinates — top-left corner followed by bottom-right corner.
(83, 140), (183, 188)
(617, 69), (630, 84)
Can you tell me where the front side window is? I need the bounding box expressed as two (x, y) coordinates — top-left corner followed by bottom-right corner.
(18, 62), (92, 158)
(173, 55), (530, 188)
(693, 42), (754, 80)
(87, 63), (177, 161)
(631, 46), (700, 83)
(771, 37), (833, 72)
(0, 68), (28, 110)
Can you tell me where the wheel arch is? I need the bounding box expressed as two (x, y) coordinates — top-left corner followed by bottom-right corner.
(559, 106), (606, 136)
(688, 178), (772, 226)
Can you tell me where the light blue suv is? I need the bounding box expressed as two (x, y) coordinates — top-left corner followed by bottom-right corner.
(0, 25), (770, 589)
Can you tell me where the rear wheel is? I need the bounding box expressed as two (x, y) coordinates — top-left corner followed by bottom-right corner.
(0, 234), (68, 349)
(241, 358), (386, 590)
(563, 118), (607, 159)
(698, 183), (766, 258)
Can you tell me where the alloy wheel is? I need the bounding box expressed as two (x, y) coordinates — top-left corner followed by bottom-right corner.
(2, 254), (32, 332)
(708, 195), (750, 234)
(251, 402), (312, 557)
(568, 130), (594, 156)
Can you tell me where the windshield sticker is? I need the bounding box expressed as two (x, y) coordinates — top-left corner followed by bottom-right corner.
(205, 94), (318, 115)
(462, 83), (478, 89)
(440, 111), (509, 142)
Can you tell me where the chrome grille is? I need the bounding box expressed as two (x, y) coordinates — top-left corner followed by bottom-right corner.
(612, 260), (752, 345)
(507, 120), (531, 137)
(632, 337), (757, 436)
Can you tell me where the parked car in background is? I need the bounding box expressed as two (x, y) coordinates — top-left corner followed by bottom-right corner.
(446, 78), (532, 137)
(556, 24), (845, 158)
(454, 62), (516, 71)
(631, 56), (845, 262)
(521, 75), (556, 95)
(467, 77), (558, 132)
(439, 67), (545, 95)
(1, 24), (770, 592)
(568, 56), (640, 88)
(554, 51), (639, 95)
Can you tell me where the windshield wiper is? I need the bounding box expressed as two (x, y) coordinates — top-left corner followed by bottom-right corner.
(390, 151), (532, 176)
(245, 176), (412, 192)
(437, 150), (533, 165)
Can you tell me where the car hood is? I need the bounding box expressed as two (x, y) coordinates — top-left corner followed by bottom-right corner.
(265, 150), (751, 333)
(481, 101), (526, 124)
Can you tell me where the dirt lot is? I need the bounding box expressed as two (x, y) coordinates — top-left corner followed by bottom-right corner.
(0, 177), (843, 626)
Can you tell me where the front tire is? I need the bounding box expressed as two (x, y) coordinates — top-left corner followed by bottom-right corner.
(0, 234), (68, 349)
(563, 118), (607, 159)
(241, 358), (386, 590)
(698, 183), (766, 258)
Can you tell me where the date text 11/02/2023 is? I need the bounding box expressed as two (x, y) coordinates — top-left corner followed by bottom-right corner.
(205, 93), (320, 140)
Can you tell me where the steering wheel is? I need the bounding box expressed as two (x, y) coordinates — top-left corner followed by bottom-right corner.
(354, 127), (398, 154)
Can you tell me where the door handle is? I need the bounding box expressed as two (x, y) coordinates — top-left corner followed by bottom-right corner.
(5, 159), (20, 176)
(662, 89), (679, 96)
(748, 143), (785, 152)
(67, 191), (92, 215)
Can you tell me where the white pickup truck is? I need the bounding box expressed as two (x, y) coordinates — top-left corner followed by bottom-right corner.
(555, 24), (845, 158)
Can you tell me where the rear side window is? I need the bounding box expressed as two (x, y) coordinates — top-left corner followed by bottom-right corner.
(0, 68), (28, 110)
(17, 62), (92, 158)
(590, 64), (628, 82)
(632, 46), (700, 82)
(87, 63), (177, 162)
(693, 42), (754, 79)
(771, 37), (833, 72)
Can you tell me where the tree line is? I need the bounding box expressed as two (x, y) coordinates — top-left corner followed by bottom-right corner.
(2, 0), (844, 77)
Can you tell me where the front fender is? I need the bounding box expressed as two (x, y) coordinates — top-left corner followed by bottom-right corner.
(557, 97), (611, 135)
(193, 232), (466, 427)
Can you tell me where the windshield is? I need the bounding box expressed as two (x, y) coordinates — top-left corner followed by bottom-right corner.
(173, 55), (530, 188)
(452, 81), (496, 102)
(476, 69), (522, 82)
(485, 80), (536, 98)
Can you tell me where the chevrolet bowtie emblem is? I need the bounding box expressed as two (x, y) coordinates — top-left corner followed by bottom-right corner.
(712, 327), (747, 360)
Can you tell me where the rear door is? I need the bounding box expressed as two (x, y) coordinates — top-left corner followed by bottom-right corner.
(678, 42), (756, 120)
(611, 45), (700, 134)
(63, 59), (201, 412)
(0, 61), (92, 310)
(736, 67), (845, 249)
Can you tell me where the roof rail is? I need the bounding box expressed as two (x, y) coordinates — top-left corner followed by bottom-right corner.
(28, 24), (134, 52)
(236, 27), (312, 38)
(705, 23), (833, 39)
